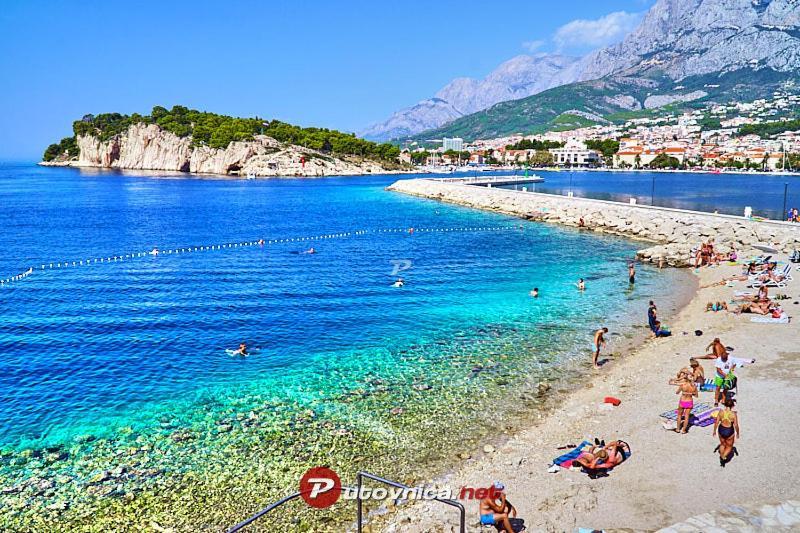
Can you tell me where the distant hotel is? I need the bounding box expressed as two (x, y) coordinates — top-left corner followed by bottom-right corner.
(442, 137), (464, 152)
(549, 140), (601, 167)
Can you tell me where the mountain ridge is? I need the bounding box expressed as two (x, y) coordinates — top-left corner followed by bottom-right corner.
(405, 0), (800, 142)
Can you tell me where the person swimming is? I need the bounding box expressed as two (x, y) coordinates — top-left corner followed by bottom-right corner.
(530, 287), (539, 298)
(302, 247), (316, 255)
(392, 278), (404, 288)
(149, 247), (159, 256)
(576, 278), (586, 291)
(236, 342), (248, 356)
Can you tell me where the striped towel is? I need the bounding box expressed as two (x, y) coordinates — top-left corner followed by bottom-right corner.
(660, 402), (719, 427)
(552, 441), (592, 468)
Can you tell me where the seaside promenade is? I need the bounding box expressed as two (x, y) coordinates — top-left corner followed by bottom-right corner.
(378, 179), (800, 531)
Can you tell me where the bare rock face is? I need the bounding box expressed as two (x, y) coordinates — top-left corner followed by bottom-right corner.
(70, 124), (389, 177)
(361, 54), (579, 141)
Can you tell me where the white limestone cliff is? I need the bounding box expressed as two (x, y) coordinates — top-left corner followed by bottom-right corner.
(48, 123), (392, 177)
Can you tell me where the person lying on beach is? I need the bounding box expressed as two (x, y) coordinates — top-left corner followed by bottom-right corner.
(674, 372), (698, 434)
(713, 395), (740, 468)
(572, 441), (628, 474)
(478, 482), (515, 533)
(732, 300), (774, 315)
(705, 301), (728, 312)
(592, 327), (608, 368)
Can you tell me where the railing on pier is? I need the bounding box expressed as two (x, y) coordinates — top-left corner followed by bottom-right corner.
(225, 471), (466, 533)
(356, 471), (465, 533)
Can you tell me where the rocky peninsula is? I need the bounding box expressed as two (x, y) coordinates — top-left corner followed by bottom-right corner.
(388, 177), (800, 266)
(40, 106), (405, 177)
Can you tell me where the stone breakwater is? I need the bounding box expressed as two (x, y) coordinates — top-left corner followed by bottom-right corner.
(388, 178), (800, 267)
(40, 123), (395, 177)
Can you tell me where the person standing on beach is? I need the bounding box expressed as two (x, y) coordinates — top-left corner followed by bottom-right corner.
(592, 327), (608, 368)
(713, 396), (740, 467)
(628, 262), (636, 285)
(648, 301), (658, 334)
(674, 370), (698, 434)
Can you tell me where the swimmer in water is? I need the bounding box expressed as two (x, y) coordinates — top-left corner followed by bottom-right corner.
(393, 278), (405, 288)
(258, 239), (265, 245)
(150, 247), (159, 256)
(576, 278), (585, 291)
(236, 342), (248, 356)
(530, 287), (539, 298)
(302, 247), (316, 255)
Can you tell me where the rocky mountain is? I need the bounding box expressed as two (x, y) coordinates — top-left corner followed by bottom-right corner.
(556, 0), (800, 84)
(412, 0), (800, 141)
(361, 54), (578, 141)
(42, 123), (392, 177)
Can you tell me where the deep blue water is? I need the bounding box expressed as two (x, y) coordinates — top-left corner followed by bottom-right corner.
(0, 162), (685, 449)
(498, 169), (800, 220)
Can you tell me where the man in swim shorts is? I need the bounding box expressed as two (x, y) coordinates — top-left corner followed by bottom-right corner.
(479, 482), (515, 532)
(592, 327), (608, 368)
(628, 262), (636, 284)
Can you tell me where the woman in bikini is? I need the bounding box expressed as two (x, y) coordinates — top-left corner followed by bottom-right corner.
(713, 396), (740, 467)
(674, 370), (698, 433)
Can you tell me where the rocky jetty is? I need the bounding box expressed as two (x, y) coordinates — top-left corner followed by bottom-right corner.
(388, 178), (800, 267)
(42, 123), (394, 177)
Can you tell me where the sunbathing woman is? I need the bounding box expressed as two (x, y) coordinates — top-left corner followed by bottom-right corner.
(713, 396), (740, 467)
(733, 300), (773, 315)
(673, 370), (698, 433)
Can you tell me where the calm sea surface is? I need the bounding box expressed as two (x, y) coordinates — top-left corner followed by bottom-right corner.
(0, 162), (693, 529)
(501, 168), (799, 220)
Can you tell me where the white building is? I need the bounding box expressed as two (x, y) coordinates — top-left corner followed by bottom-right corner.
(442, 137), (464, 152)
(549, 139), (601, 167)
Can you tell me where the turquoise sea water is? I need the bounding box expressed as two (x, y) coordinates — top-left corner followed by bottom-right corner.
(0, 163), (688, 528)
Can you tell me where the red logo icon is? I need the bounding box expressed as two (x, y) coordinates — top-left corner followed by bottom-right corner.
(299, 467), (342, 509)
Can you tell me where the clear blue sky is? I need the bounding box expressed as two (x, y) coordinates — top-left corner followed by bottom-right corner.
(0, 0), (652, 159)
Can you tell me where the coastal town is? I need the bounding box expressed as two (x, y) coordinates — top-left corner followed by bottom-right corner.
(400, 89), (800, 172)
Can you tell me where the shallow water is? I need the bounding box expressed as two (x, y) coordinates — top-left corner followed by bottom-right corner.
(0, 163), (688, 529)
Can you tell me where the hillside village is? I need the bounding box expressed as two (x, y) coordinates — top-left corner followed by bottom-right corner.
(401, 90), (800, 172)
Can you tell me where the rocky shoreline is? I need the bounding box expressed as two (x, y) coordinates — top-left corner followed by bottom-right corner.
(388, 178), (800, 266)
(41, 123), (406, 178)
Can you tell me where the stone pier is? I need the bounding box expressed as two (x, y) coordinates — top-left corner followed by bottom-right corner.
(388, 178), (800, 267)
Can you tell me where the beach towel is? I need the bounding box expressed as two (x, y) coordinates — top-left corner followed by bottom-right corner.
(659, 402), (719, 427)
(751, 314), (790, 324)
(552, 440), (591, 468)
(700, 379), (716, 392)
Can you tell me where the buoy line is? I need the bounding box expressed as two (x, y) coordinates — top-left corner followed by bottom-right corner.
(0, 225), (521, 286)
